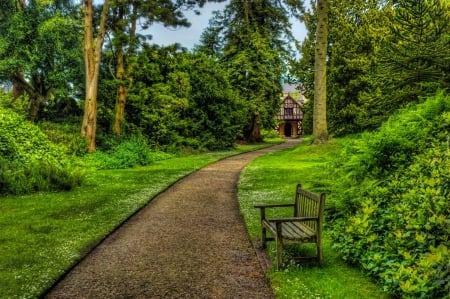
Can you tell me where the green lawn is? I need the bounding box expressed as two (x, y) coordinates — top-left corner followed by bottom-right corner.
(0, 141), (278, 299)
(238, 136), (391, 299)
(1, 137), (391, 298)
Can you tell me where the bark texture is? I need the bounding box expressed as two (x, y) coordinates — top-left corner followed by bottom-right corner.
(313, 0), (330, 144)
(81, 0), (109, 152)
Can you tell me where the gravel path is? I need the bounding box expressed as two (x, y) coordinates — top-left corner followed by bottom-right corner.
(44, 139), (301, 299)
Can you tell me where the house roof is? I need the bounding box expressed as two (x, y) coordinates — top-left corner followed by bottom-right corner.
(281, 84), (307, 105)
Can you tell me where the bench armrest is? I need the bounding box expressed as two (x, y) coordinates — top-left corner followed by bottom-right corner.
(254, 203), (296, 221)
(254, 203), (295, 209)
(266, 217), (318, 223)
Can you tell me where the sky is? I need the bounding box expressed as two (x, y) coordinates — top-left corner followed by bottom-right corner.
(148, 2), (308, 50)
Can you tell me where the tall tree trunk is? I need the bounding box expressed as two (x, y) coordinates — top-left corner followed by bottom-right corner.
(113, 46), (127, 135)
(112, 4), (137, 135)
(312, 0), (330, 144)
(81, 0), (109, 152)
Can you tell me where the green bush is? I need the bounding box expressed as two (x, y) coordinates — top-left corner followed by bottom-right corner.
(329, 92), (450, 298)
(333, 148), (450, 298)
(328, 91), (450, 215)
(39, 119), (88, 156)
(84, 136), (173, 169)
(0, 108), (83, 195)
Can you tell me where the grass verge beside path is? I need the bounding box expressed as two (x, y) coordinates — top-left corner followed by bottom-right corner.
(0, 141), (280, 299)
(238, 136), (391, 299)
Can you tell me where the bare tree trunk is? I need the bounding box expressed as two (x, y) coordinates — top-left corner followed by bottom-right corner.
(113, 46), (127, 135)
(244, 113), (262, 143)
(112, 4), (137, 135)
(312, 0), (330, 144)
(81, 0), (109, 152)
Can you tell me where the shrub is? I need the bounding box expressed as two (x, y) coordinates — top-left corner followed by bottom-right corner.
(333, 148), (450, 298)
(84, 136), (173, 169)
(329, 92), (450, 298)
(0, 107), (83, 195)
(328, 91), (450, 215)
(39, 119), (88, 156)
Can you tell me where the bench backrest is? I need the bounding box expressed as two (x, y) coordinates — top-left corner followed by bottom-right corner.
(294, 184), (325, 232)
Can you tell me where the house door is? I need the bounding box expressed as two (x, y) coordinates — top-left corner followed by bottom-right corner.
(284, 122), (292, 137)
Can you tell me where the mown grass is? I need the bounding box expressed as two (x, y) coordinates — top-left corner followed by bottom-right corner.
(238, 136), (391, 299)
(0, 141), (280, 299)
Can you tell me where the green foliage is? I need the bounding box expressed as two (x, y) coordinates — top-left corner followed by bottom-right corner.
(333, 147), (449, 298)
(383, 0), (449, 95)
(84, 136), (173, 169)
(125, 46), (245, 151)
(0, 107), (82, 195)
(296, 0), (391, 136)
(297, 0), (450, 135)
(0, 0), (83, 121)
(329, 92), (450, 298)
(177, 52), (246, 150)
(39, 119), (88, 156)
(199, 0), (293, 142)
(0, 159), (82, 194)
(328, 92), (450, 214)
(364, 0), (450, 124)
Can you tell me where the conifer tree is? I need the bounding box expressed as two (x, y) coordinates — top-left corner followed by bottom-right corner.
(380, 0), (450, 106)
(199, 0), (299, 142)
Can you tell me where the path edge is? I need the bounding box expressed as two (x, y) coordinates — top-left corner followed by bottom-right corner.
(40, 140), (287, 297)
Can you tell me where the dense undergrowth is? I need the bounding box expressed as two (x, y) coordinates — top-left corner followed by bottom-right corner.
(82, 136), (174, 170)
(0, 108), (83, 195)
(328, 92), (450, 298)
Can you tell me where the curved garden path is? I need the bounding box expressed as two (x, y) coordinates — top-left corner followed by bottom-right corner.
(44, 139), (301, 298)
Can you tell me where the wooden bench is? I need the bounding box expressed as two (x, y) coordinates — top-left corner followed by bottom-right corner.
(254, 184), (325, 269)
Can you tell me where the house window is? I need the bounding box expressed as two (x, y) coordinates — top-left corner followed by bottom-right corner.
(284, 108), (293, 115)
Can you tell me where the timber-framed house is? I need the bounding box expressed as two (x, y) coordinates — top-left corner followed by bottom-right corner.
(276, 84), (305, 137)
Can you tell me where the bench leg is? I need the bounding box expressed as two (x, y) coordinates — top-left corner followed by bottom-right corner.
(261, 227), (267, 248)
(275, 237), (283, 270)
(259, 208), (267, 248)
(317, 242), (323, 266)
(276, 223), (283, 270)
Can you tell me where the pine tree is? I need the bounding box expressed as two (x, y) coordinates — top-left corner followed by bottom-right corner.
(199, 0), (295, 142)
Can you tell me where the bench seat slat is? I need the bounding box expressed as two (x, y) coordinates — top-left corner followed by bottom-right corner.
(262, 220), (316, 240)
